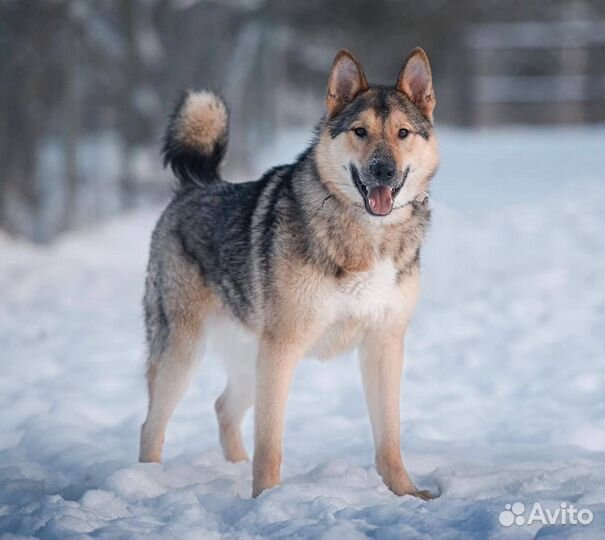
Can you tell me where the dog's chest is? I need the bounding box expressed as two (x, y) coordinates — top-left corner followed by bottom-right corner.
(326, 258), (400, 321)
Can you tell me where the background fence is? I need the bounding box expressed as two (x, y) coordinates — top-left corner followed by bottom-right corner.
(1, 0), (603, 242)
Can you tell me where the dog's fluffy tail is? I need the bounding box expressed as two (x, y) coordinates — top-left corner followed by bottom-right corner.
(162, 90), (229, 187)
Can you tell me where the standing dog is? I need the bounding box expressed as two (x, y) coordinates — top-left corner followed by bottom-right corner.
(139, 48), (439, 499)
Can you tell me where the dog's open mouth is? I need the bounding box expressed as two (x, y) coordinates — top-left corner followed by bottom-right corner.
(351, 165), (407, 216)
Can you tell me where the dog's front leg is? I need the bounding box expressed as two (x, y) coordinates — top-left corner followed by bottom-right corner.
(252, 333), (301, 497)
(360, 325), (432, 500)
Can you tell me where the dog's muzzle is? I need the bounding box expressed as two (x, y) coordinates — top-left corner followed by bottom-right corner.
(351, 164), (409, 216)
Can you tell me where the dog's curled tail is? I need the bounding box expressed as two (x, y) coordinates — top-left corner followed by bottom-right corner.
(162, 90), (228, 187)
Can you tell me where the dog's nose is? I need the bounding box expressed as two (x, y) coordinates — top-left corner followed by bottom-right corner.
(369, 159), (396, 182)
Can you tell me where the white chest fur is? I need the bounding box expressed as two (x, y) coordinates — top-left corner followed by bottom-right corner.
(308, 258), (418, 360)
(206, 258), (418, 366)
(328, 259), (401, 322)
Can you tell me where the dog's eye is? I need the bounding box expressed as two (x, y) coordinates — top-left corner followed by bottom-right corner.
(353, 127), (367, 138)
(398, 128), (410, 139)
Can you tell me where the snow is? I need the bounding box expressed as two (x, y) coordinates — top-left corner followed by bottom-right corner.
(1, 127), (604, 539)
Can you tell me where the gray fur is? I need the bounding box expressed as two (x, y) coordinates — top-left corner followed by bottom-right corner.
(140, 51), (440, 499)
(144, 141), (430, 351)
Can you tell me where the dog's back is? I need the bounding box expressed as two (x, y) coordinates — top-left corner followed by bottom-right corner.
(150, 90), (322, 326)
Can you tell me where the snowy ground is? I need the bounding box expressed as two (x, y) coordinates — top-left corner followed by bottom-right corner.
(1, 127), (604, 539)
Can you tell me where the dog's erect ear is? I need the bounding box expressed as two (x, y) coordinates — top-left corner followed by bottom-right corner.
(396, 47), (435, 120)
(326, 49), (369, 118)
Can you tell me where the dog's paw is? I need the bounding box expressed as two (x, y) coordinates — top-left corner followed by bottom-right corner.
(390, 485), (434, 500)
(412, 489), (435, 501)
(380, 474), (437, 500)
(391, 487), (436, 500)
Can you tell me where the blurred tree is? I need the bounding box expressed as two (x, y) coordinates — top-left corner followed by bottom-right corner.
(0, 0), (602, 242)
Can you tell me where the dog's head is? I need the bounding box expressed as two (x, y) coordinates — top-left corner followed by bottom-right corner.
(316, 48), (439, 219)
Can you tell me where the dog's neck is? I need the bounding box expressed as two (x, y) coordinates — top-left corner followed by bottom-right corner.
(293, 156), (431, 274)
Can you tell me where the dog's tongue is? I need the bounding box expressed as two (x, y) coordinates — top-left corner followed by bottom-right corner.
(368, 186), (393, 215)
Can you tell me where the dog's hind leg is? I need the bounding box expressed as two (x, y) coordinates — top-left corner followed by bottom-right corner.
(139, 261), (213, 463)
(139, 338), (200, 462)
(215, 356), (255, 462)
(139, 311), (205, 462)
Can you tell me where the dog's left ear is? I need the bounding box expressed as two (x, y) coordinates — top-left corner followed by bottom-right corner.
(326, 49), (369, 118)
(396, 47), (435, 121)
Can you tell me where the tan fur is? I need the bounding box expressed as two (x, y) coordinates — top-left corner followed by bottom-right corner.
(252, 91), (438, 495)
(397, 48), (436, 121)
(141, 48), (440, 501)
(344, 109), (383, 164)
(139, 238), (218, 463)
(252, 333), (306, 497)
(316, 108), (439, 231)
(359, 274), (422, 494)
(251, 116), (437, 496)
(326, 49), (369, 117)
(215, 389), (249, 462)
(176, 91), (228, 154)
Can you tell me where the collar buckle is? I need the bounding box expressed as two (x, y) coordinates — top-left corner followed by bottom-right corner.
(412, 191), (430, 209)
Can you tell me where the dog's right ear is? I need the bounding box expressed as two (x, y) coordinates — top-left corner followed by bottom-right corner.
(326, 50), (369, 118)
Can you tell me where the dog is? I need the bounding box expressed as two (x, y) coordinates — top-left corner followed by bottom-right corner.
(139, 47), (439, 499)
